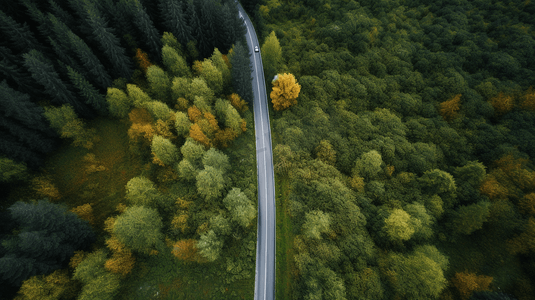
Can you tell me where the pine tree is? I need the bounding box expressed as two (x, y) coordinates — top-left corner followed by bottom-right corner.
(158, 0), (192, 47)
(186, 0), (204, 59)
(67, 31), (112, 90)
(83, 0), (133, 79)
(66, 66), (107, 115)
(125, 0), (162, 62)
(18, 0), (54, 40)
(198, 0), (217, 58)
(0, 47), (46, 98)
(22, 50), (84, 113)
(0, 9), (45, 54)
(48, 0), (76, 28)
(0, 133), (43, 169)
(0, 116), (55, 154)
(0, 80), (52, 133)
(230, 42), (254, 103)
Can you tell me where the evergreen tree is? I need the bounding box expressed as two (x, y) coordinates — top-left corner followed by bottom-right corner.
(230, 42), (253, 103)
(0, 80), (53, 133)
(0, 47), (46, 98)
(0, 116), (55, 154)
(67, 30), (112, 90)
(0, 9), (45, 54)
(66, 65), (108, 115)
(158, 0), (192, 47)
(0, 133), (43, 168)
(18, 0), (54, 40)
(0, 156), (28, 183)
(0, 199), (95, 286)
(22, 50), (86, 114)
(124, 0), (162, 63)
(48, 0), (76, 28)
(186, 0), (204, 59)
(198, 0), (217, 58)
(83, 0), (133, 79)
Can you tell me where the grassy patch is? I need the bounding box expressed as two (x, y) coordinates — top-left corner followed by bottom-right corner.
(275, 174), (294, 300)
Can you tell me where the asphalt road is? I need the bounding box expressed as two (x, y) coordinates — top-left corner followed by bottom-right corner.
(234, 2), (276, 300)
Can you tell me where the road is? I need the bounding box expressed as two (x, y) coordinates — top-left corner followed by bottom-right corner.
(234, 2), (276, 300)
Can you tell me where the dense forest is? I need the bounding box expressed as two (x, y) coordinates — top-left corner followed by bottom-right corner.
(256, 0), (535, 299)
(0, 0), (260, 299)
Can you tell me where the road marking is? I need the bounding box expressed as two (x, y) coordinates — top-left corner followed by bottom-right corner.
(246, 15), (269, 300)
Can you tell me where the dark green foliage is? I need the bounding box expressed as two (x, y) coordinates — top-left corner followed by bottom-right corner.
(124, 0), (162, 62)
(22, 50), (85, 113)
(158, 0), (192, 47)
(0, 9), (45, 54)
(83, 0), (133, 79)
(470, 291), (518, 300)
(0, 132), (43, 168)
(66, 65), (108, 115)
(0, 199), (95, 286)
(230, 42), (253, 103)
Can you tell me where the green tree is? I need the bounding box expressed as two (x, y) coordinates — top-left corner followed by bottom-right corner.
(176, 159), (198, 180)
(215, 99), (242, 132)
(23, 50), (83, 112)
(383, 208), (415, 242)
(146, 65), (171, 103)
(112, 206), (164, 254)
(143, 101), (172, 121)
(302, 210), (331, 240)
(196, 166), (225, 201)
(125, 176), (161, 207)
(73, 250), (120, 300)
(67, 29), (111, 90)
(0, 9), (44, 54)
(261, 31), (282, 81)
(200, 59), (223, 95)
(202, 148), (230, 173)
(127, 84), (153, 107)
(1, 199), (95, 286)
(454, 161), (486, 187)
(105, 87), (132, 118)
(187, 77), (214, 103)
(0, 157), (28, 182)
(210, 48), (231, 88)
(223, 188), (256, 228)
(83, 0), (133, 79)
(197, 230), (223, 262)
(315, 139), (336, 166)
(354, 150), (383, 180)
(43, 104), (98, 149)
(158, 1), (192, 47)
(181, 137), (206, 166)
(65, 65), (107, 115)
(171, 77), (190, 100)
(174, 111), (191, 137)
(388, 247), (448, 299)
(162, 45), (190, 78)
(230, 42), (253, 103)
(151, 135), (180, 166)
(406, 203), (434, 240)
(450, 201), (491, 235)
(16, 269), (74, 300)
(123, 0), (161, 61)
(210, 214), (232, 236)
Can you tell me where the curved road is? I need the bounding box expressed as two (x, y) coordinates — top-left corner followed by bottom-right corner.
(235, 2), (276, 300)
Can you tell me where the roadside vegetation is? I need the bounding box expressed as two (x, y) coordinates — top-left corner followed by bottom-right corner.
(258, 0), (535, 299)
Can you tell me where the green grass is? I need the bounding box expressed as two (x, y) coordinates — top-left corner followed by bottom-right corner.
(275, 174), (294, 300)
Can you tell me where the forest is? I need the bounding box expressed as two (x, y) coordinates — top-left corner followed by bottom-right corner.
(0, 0), (260, 299)
(253, 0), (535, 299)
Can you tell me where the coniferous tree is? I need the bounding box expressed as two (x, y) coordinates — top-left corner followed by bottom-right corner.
(218, 4), (237, 52)
(158, 0), (192, 47)
(230, 42), (254, 103)
(18, 0), (54, 42)
(0, 9), (46, 54)
(198, 0), (217, 58)
(0, 80), (52, 133)
(67, 31), (112, 90)
(66, 65), (108, 115)
(22, 50), (85, 113)
(83, 0), (133, 80)
(186, 0), (205, 59)
(0, 133), (43, 168)
(124, 0), (162, 63)
(48, 0), (76, 28)
(0, 199), (95, 286)
(0, 117), (55, 154)
(0, 47), (45, 97)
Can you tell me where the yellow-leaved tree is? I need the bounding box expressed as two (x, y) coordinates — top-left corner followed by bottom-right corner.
(270, 73), (301, 111)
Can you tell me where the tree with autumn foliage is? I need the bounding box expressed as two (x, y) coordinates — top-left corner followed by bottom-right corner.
(270, 73), (301, 111)
(490, 92), (514, 115)
(15, 269), (77, 300)
(134, 48), (152, 73)
(172, 239), (200, 262)
(440, 94), (462, 121)
(70, 203), (95, 225)
(452, 272), (493, 300)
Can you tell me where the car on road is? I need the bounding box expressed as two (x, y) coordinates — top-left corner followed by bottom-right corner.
(254, 46), (259, 52)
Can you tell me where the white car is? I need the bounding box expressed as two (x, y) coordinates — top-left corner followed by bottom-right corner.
(254, 46), (259, 52)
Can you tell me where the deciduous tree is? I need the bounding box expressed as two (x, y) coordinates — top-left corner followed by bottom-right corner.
(261, 31), (282, 81)
(162, 45), (190, 78)
(146, 65), (171, 103)
(151, 135), (180, 166)
(196, 166), (225, 201)
(440, 94), (461, 121)
(490, 92), (514, 115)
(125, 176), (161, 207)
(172, 239), (199, 262)
(106, 87), (132, 119)
(197, 230), (223, 262)
(302, 210), (331, 240)
(202, 148), (230, 173)
(270, 73), (301, 111)
(452, 272), (493, 300)
(112, 206), (164, 255)
(223, 188), (256, 228)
